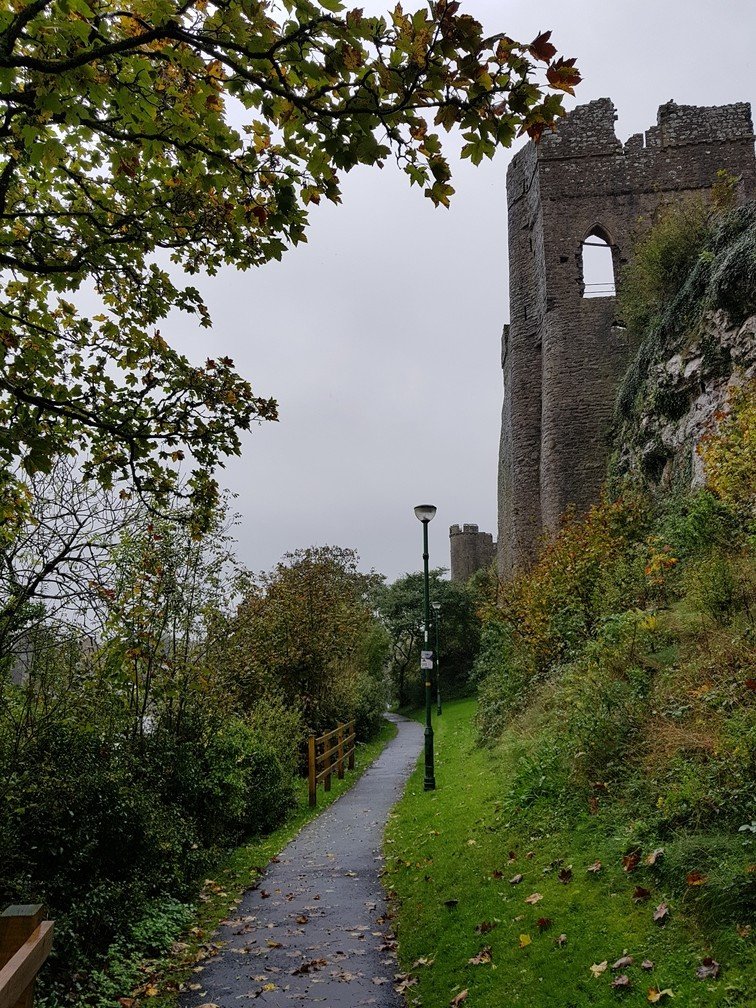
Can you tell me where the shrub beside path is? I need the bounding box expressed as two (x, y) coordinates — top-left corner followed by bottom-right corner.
(181, 714), (424, 1007)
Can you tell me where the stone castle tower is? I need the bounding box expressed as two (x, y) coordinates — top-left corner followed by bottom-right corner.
(449, 524), (496, 582)
(498, 98), (756, 576)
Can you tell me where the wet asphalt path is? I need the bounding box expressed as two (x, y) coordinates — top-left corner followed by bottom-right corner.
(180, 714), (424, 1007)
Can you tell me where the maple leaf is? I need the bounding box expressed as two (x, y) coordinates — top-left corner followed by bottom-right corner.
(622, 851), (641, 872)
(536, 917), (552, 930)
(695, 957), (720, 980)
(647, 988), (675, 1002)
(467, 946), (493, 965)
(518, 934), (532, 948)
(686, 871), (707, 887)
(633, 886), (652, 903)
(611, 974), (631, 989)
(475, 921), (496, 934)
(524, 892), (543, 904)
(590, 961), (608, 978)
(412, 957), (435, 968)
(545, 57), (581, 95)
(555, 934), (568, 946)
(509, 873), (524, 885)
(612, 956), (634, 970)
(529, 30), (557, 62)
(642, 959), (655, 971)
(491, 869), (504, 879)
(645, 848), (665, 866)
(653, 902), (669, 924)
(450, 990), (469, 1006)
(587, 860), (603, 873)
(558, 867), (573, 884)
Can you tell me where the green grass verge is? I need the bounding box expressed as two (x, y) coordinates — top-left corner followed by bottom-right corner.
(128, 718), (398, 1007)
(384, 699), (754, 1007)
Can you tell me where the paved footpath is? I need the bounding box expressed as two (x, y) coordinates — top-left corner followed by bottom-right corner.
(181, 714), (424, 1008)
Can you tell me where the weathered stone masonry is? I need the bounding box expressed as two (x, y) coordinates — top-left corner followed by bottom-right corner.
(449, 523), (496, 582)
(498, 98), (756, 576)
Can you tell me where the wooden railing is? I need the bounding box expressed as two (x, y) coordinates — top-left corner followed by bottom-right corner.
(307, 720), (356, 807)
(0, 906), (54, 1008)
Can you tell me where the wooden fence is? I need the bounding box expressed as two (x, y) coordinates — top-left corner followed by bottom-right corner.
(0, 906), (54, 1008)
(307, 720), (356, 807)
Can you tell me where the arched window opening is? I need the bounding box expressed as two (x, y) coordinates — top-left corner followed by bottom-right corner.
(581, 230), (616, 298)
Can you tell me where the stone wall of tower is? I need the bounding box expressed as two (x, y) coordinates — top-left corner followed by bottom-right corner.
(498, 98), (756, 576)
(449, 524), (496, 582)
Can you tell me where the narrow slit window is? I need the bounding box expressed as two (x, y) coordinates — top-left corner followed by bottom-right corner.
(581, 232), (616, 298)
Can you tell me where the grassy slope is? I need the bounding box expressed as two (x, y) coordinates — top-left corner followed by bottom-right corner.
(385, 700), (753, 1007)
(127, 719), (398, 1008)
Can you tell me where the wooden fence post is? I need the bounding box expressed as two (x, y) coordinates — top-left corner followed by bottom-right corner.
(0, 905), (49, 1008)
(337, 724), (344, 780)
(308, 735), (316, 808)
(348, 720), (355, 770)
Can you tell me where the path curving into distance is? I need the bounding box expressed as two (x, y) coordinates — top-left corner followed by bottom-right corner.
(181, 714), (424, 1007)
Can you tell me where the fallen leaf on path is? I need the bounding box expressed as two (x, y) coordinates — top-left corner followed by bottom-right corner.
(371, 976), (389, 985)
(295, 915), (309, 925)
(647, 988), (674, 1002)
(291, 959), (327, 975)
(695, 957), (720, 980)
(450, 991), (468, 1006)
(467, 946), (492, 965)
(266, 940), (283, 948)
(590, 961), (609, 978)
(611, 974), (631, 989)
(653, 902), (669, 924)
(524, 892), (543, 904)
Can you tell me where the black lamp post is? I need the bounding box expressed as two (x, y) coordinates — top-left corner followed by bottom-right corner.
(414, 503), (436, 791)
(432, 600), (441, 716)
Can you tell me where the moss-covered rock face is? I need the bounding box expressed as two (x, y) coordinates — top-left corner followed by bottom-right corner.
(612, 310), (755, 492)
(611, 201), (756, 494)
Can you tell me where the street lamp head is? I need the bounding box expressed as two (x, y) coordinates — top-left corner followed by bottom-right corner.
(432, 601), (441, 612)
(414, 504), (437, 523)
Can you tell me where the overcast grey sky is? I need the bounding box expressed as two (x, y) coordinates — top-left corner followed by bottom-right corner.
(172, 0), (755, 582)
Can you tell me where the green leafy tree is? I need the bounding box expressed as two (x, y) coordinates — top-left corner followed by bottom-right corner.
(0, 0), (578, 526)
(376, 568), (480, 706)
(216, 544), (389, 733)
